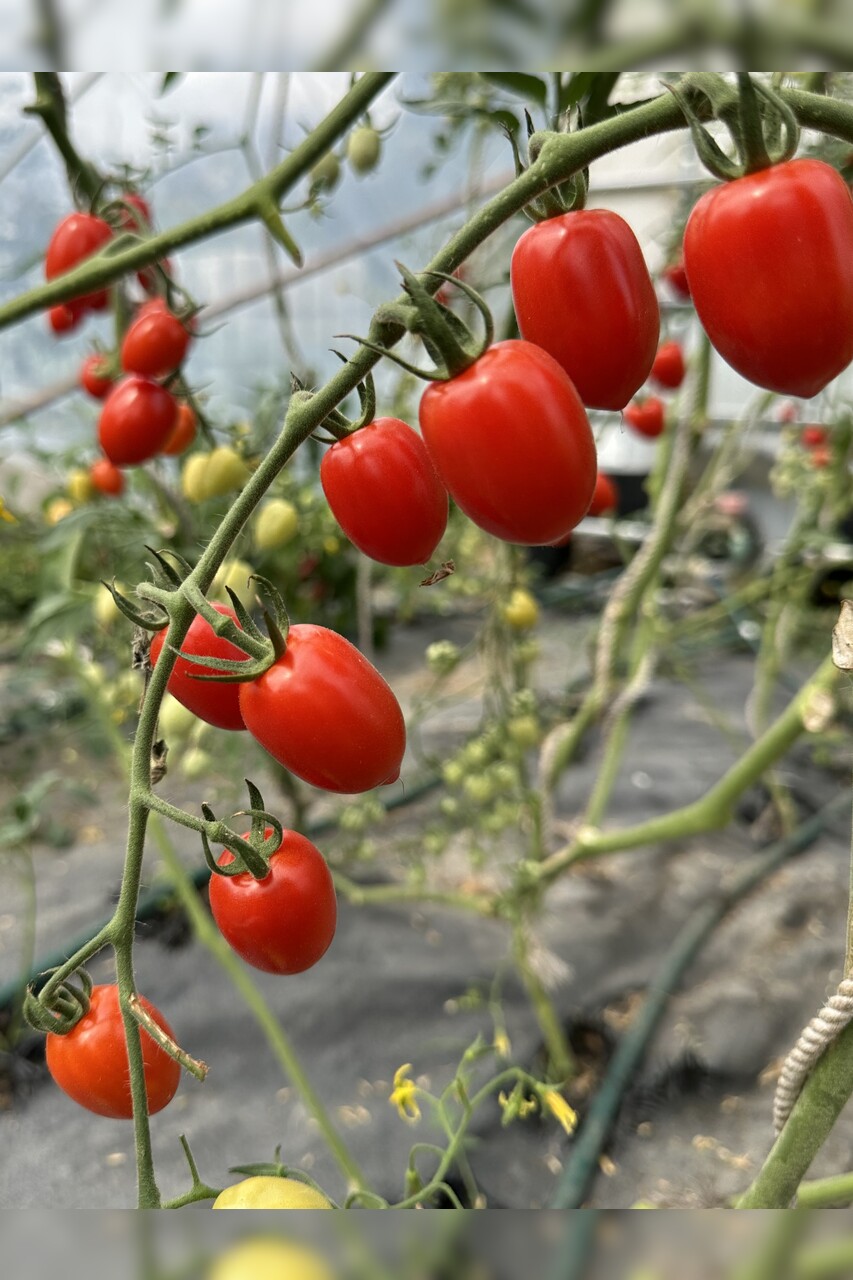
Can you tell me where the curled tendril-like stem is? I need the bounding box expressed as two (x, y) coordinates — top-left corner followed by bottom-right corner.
(199, 786), (281, 880)
(24, 967), (93, 1036)
(100, 580), (169, 631)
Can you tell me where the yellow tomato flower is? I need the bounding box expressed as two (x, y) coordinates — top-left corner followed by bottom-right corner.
(541, 1088), (578, 1135)
(389, 1063), (421, 1123)
(0, 497), (16, 523)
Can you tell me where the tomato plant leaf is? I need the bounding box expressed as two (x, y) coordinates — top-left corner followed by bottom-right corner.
(481, 74), (548, 108)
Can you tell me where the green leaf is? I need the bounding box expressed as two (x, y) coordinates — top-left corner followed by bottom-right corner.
(560, 73), (621, 121)
(481, 74), (547, 107)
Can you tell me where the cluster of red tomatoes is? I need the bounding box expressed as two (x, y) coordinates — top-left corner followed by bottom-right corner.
(46, 200), (196, 499)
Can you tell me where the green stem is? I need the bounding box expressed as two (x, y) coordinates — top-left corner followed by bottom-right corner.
(731, 1210), (813, 1280)
(796, 1238), (853, 1280)
(538, 653), (838, 881)
(796, 1169), (853, 1209)
(512, 923), (575, 1083)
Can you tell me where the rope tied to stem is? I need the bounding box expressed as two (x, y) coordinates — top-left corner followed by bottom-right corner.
(773, 977), (853, 1134)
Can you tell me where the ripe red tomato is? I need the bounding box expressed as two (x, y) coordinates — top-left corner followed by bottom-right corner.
(209, 828), (337, 974)
(48, 303), (82, 335)
(150, 603), (247, 732)
(163, 403), (197, 456)
(45, 212), (113, 312)
(510, 210), (659, 410)
(239, 624), (406, 793)
(684, 159), (853, 397)
(419, 340), (597, 545)
(90, 457), (124, 496)
(650, 340), (685, 389)
(119, 193), (151, 231)
(80, 354), (113, 399)
(587, 471), (618, 517)
(45, 984), (180, 1119)
(98, 376), (178, 466)
(121, 304), (190, 379)
(624, 397), (666, 439)
(801, 425), (828, 448)
(320, 418), (447, 566)
(663, 260), (691, 300)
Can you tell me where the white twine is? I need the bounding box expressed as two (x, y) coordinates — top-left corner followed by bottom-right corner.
(773, 977), (853, 1134)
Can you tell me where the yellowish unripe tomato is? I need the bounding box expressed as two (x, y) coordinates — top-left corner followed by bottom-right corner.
(507, 715), (540, 749)
(212, 1175), (334, 1210)
(212, 558), (255, 604)
(254, 498), (298, 551)
(45, 497), (74, 524)
(181, 452), (211, 503)
(67, 468), (95, 505)
(205, 446), (250, 498)
(207, 1237), (335, 1280)
(502, 588), (539, 631)
(347, 125), (381, 174)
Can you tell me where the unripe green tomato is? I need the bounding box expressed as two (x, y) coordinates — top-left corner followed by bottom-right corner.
(158, 693), (197, 740)
(442, 760), (465, 788)
(94, 583), (126, 628)
(212, 558), (254, 604)
(180, 746), (212, 779)
(464, 773), (495, 806)
(212, 1175), (334, 1211)
(254, 498), (298, 551)
(426, 639), (461, 675)
(347, 125), (381, 175)
(507, 715), (540, 749)
(462, 739), (491, 769)
(491, 762), (518, 792)
(181, 452), (211, 503)
(204, 446), (250, 498)
(311, 151), (341, 192)
(67, 467), (95, 505)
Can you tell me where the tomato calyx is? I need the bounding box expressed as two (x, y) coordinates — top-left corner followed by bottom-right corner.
(340, 262), (494, 382)
(667, 72), (799, 182)
(199, 780), (282, 881)
(24, 966), (93, 1036)
(506, 110), (589, 223)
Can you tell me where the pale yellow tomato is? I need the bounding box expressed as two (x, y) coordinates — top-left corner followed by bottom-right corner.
(207, 1236), (335, 1280)
(212, 1175), (334, 1210)
(502, 588), (539, 631)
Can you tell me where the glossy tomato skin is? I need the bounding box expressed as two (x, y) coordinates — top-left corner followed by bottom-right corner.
(48, 303), (82, 335)
(98, 375), (178, 466)
(150, 603), (247, 731)
(320, 417), (447, 566)
(90, 457), (124, 496)
(209, 828), (337, 974)
(239, 624), (406, 793)
(212, 1178), (334, 1212)
(587, 471), (618, 516)
(684, 159), (853, 398)
(45, 212), (113, 312)
(80, 354), (113, 399)
(510, 210), (659, 409)
(419, 340), (596, 546)
(163, 403), (197, 456)
(45, 984), (179, 1119)
(650, 340), (685, 389)
(121, 304), (190, 378)
(624, 397), (665, 439)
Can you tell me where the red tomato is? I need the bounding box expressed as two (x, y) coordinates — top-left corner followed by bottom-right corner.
(45, 212), (113, 312)
(663, 260), (691, 300)
(150, 603), (247, 732)
(587, 471), (618, 517)
(209, 828), (337, 974)
(98, 376), (178, 466)
(80, 354), (113, 399)
(684, 159), (853, 397)
(418, 340), (597, 546)
(90, 458), (124, 496)
(320, 418), (448, 566)
(48, 303), (82, 335)
(45, 984), (179, 1119)
(510, 209), (659, 409)
(801, 425), (829, 448)
(121, 305), (190, 379)
(810, 443), (832, 469)
(239, 624), (406, 793)
(163, 403), (197, 456)
(119, 193), (151, 231)
(624, 397), (666, 439)
(650, 340), (685, 389)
